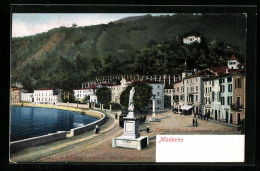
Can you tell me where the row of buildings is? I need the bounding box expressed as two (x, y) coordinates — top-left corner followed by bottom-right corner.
(11, 55), (245, 125)
(173, 55), (245, 125)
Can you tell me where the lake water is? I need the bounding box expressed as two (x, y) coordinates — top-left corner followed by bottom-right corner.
(10, 106), (98, 142)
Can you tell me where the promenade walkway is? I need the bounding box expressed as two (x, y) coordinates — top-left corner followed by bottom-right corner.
(10, 109), (240, 163)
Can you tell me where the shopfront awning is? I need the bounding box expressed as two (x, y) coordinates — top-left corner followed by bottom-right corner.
(180, 105), (193, 111)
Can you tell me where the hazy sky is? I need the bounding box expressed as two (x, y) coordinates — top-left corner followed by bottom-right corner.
(12, 13), (173, 38)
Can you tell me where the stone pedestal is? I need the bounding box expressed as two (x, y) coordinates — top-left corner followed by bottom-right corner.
(112, 136), (149, 150)
(112, 108), (149, 150)
(122, 117), (140, 139)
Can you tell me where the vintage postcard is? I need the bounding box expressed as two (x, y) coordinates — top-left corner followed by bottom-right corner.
(9, 5), (254, 164)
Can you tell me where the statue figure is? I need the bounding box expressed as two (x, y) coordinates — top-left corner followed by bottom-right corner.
(128, 87), (135, 110)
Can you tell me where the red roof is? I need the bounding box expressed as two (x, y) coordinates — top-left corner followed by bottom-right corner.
(173, 80), (182, 84)
(208, 66), (228, 75)
(184, 69), (215, 79)
(11, 88), (23, 90)
(35, 88), (55, 90)
(229, 55), (237, 60)
(238, 63), (246, 66)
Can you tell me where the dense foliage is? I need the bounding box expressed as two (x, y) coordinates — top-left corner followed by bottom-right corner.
(120, 83), (152, 110)
(96, 87), (111, 105)
(11, 14), (246, 91)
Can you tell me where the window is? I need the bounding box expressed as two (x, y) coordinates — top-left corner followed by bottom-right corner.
(212, 80), (214, 86)
(210, 87), (211, 92)
(228, 84), (232, 92)
(196, 86), (198, 91)
(209, 97), (211, 104)
(237, 97), (241, 106)
(212, 92), (215, 101)
(228, 96), (232, 105)
(157, 92), (160, 96)
(237, 78), (241, 88)
(157, 100), (161, 105)
(196, 78), (198, 82)
(227, 77), (232, 82)
(177, 87), (179, 92)
(187, 87), (188, 91)
(221, 97), (225, 105)
(196, 95), (198, 102)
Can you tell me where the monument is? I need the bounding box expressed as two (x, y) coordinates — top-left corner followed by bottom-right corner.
(112, 87), (149, 150)
(148, 95), (161, 122)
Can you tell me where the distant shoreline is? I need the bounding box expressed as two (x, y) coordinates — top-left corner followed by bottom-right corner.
(10, 103), (102, 119)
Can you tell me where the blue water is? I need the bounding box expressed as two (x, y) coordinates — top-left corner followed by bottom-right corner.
(10, 106), (98, 142)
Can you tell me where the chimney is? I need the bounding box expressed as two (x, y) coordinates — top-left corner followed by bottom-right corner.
(226, 68), (229, 73)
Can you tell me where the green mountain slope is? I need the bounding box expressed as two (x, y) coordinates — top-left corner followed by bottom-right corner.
(11, 13), (246, 91)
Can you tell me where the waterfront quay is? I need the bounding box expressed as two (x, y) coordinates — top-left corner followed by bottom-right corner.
(10, 109), (240, 163)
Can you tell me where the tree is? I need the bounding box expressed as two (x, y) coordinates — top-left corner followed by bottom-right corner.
(96, 87), (111, 105)
(120, 82), (152, 110)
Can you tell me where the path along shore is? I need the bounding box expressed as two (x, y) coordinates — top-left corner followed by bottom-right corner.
(10, 106), (240, 163)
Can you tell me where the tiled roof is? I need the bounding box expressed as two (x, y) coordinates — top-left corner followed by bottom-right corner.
(173, 80), (182, 84)
(238, 63), (246, 66)
(229, 55), (237, 60)
(207, 66), (228, 75)
(184, 69), (214, 79)
(35, 88), (55, 90)
(11, 88), (23, 90)
(164, 85), (174, 89)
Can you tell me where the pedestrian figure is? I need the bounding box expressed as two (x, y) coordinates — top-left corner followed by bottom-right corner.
(192, 118), (195, 127)
(94, 125), (100, 134)
(115, 113), (118, 120)
(195, 119), (198, 127)
(144, 115), (146, 122)
(146, 126), (150, 133)
(207, 114), (209, 121)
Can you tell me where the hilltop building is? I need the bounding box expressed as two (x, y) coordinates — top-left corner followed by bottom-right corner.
(183, 35), (201, 44)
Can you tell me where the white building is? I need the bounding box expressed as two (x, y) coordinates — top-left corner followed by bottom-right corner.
(90, 95), (98, 103)
(74, 84), (114, 103)
(21, 92), (33, 103)
(73, 86), (96, 101)
(228, 55), (240, 69)
(33, 88), (62, 105)
(183, 35), (201, 44)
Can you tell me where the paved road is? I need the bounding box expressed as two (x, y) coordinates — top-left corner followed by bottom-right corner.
(10, 109), (241, 163)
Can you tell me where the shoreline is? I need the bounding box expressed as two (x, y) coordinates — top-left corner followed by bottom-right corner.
(10, 103), (102, 119)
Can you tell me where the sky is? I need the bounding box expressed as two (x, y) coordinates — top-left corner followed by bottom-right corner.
(12, 13), (174, 38)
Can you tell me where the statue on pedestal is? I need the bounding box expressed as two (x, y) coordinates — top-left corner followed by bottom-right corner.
(128, 87), (135, 111)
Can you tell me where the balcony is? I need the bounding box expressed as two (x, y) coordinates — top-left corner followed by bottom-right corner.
(231, 104), (243, 110)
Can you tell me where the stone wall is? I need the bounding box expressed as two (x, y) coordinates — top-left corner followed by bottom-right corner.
(56, 102), (89, 109)
(10, 131), (67, 154)
(70, 111), (106, 136)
